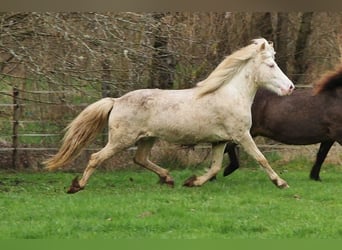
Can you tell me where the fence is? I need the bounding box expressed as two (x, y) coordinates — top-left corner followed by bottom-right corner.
(0, 86), (341, 171)
(0, 86), (210, 170)
(0, 86), (100, 170)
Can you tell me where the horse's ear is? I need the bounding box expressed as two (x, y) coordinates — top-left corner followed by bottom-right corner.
(259, 42), (266, 51)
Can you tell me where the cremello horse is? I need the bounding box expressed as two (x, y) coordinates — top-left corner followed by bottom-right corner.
(44, 38), (294, 193)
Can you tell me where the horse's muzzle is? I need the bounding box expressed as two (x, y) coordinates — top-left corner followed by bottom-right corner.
(282, 84), (295, 95)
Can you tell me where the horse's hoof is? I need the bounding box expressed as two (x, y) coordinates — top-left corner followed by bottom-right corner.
(183, 175), (197, 187)
(159, 176), (174, 187)
(272, 179), (289, 189)
(223, 166), (238, 176)
(67, 186), (83, 194)
(279, 183), (289, 189)
(67, 176), (84, 194)
(310, 175), (322, 181)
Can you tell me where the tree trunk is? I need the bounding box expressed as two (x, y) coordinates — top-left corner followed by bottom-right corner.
(276, 12), (290, 75)
(149, 13), (175, 89)
(101, 58), (112, 97)
(292, 12), (314, 84)
(250, 12), (274, 42)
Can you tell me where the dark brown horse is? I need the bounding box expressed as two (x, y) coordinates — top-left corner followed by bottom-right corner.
(223, 66), (342, 181)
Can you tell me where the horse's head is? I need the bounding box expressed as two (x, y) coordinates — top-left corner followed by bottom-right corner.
(252, 38), (294, 96)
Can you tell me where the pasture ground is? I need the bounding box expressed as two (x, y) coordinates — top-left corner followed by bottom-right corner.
(1, 157), (342, 240)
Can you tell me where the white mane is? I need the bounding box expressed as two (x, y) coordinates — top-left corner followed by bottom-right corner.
(195, 38), (272, 98)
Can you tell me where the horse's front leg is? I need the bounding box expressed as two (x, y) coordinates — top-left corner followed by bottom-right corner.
(238, 132), (289, 189)
(184, 142), (227, 187)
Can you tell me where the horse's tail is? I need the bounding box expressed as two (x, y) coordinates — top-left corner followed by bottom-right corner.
(44, 97), (115, 171)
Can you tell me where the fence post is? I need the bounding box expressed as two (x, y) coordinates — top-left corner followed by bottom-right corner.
(12, 86), (20, 169)
(101, 58), (111, 146)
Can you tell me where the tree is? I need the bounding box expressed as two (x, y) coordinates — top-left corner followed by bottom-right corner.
(293, 12), (314, 84)
(276, 12), (290, 75)
(250, 12), (274, 41)
(1, 12), (341, 169)
(148, 13), (176, 89)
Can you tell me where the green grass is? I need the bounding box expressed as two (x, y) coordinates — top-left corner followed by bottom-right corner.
(1, 163), (342, 239)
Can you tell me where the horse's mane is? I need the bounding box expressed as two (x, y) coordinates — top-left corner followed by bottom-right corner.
(195, 39), (264, 98)
(314, 65), (342, 95)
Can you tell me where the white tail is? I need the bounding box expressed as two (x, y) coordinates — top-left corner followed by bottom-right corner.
(44, 97), (115, 170)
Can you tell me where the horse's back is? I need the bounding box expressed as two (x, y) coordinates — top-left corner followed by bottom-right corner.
(251, 88), (331, 144)
(109, 87), (249, 144)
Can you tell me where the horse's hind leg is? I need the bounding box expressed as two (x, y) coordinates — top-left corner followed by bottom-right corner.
(184, 142), (226, 187)
(310, 141), (334, 181)
(68, 143), (126, 194)
(223, 143), (240, 177)
(239, 133), (289, 189)
(133, 138), (174, 187)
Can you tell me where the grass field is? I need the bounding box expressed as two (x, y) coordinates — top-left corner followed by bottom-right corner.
(1, 161), (342, 239)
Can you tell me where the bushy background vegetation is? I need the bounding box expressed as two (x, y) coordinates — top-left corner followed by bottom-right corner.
(0, 12), (341, 170)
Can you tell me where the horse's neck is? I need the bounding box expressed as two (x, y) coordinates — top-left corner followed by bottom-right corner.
(222, 66), (258, 107)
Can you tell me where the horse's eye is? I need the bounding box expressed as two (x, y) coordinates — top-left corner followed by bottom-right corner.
(268, 63), (275, 68)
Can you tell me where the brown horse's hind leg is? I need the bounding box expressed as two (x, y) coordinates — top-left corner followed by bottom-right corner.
(223, 143), (240, 176)
(310, 141), (334, 181)
(133, 138), (174, 187)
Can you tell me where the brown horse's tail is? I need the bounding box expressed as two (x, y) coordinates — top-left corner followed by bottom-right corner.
(44, 97), (115, 171)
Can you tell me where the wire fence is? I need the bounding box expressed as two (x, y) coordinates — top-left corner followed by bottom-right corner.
(0, 85), (341, 170)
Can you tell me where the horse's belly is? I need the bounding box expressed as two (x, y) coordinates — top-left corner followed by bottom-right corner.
(271, 133), (327, 145)
(255, 127), (328, 145)
(152, 124), (237, 144)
